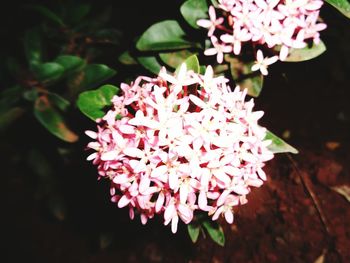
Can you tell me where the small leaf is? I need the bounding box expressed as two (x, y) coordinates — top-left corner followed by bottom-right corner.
(325, 0), (350, 18)
(77, 84), (119, 121)
(77, 64), (116, 91)
(239, 75), (264, 98)
(118, 51), (137, 65)
(265, 130), (298, 154)
(34, 96), (78, 142)
(92, 29), (123, 45)
(175, 54), (200, 74)
(47, 194), (66, 221)
(202, 220), (225, 246)
(180, 0), (209, 28)
(64, 3), (91, 25)
(24, 27), (43, 67)
(26, 5), (65, 26)
(227, 56), (263, 97)
(47, 92), (70, 111)
(284, 41), (326, 62)
(137, 56), (162, 74)
(136, 20), (194, 51)
(32, 62), (65, 82)
(54, 55), (85, 74)
(0, 107), (25, 132)
(23, 89), (39, 102)
(187, 224), (201, 243)
(159, 50), (195, 69)
(331, 185), (350, 203)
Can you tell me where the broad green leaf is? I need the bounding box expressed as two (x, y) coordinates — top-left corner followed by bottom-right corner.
(136, 20), (194, 51)
(187, 224), (200, 243)
(77, 64), (116, 91)
(34, 96), (78, 142)
(118, 51), (137, 65)
(54, 55), (85, 74)
(24, 28), (43, 67)
(32, 62), (65, 82)
(175, 54), (200, 74)
(265, 130), (298, 154)
(284, 41), (326, 62)
(202, 220), (225, 246)
(325, 0), (350, 18)
(77, 84), (119, 121)
(47, 92), (70, 111)
(0, 107), (25, 132)
(26, 5), (65, 26)
(159, 50), (195, 69)
(137, 56), (162, 74)
(181, 0), (209, 28)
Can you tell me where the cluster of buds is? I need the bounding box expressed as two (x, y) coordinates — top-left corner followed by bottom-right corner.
(197, 0), (327, 74)
(85, 64), (274, 233)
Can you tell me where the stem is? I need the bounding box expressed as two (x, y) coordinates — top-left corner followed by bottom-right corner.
(286, 153), (342, 261)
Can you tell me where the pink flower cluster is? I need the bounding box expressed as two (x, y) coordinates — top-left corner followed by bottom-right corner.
(197, 0), (327, 70)
(85, 64), (273, 233)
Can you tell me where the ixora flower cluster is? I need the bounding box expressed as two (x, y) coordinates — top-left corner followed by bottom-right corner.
(197, 0), (327, 74)
(85, 64), (274, 233)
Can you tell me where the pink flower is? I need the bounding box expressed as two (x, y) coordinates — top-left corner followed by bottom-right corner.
(251, 50), (278, 75)
(204, 36), (233, 63)
(85, 64), (274, 233)
(197, 6), (224, 36)
(199, 1), (326, 63)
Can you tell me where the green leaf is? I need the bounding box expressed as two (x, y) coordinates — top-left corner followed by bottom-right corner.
(0, 107), (25, 132)
(265, 130), (298, 154)
(284, 41), (326, 62)
(137, 56), (162, 74)
(136, 20), (194, 51)
(77, 64), (116, 91)
(77, 84), (119, 121)
(187, 224), (200, 243)
(54, 55), (85, 74)
(202, 220), (225, 246)
(24, 28), (43, 67)
(175, 54), (200, 74)
(181, 0), (209, 28)
(26, 5), (65, 26)
(118, 51), (137, 65)
(34, 96), (78, 142)
(159, 50), (195, 69)
(325, 0), (350, 18)
(47, 92), (70, 111)
(32, 62), (65, 82)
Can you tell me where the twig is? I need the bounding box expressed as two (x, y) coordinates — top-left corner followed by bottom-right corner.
(286, 154), (344, 262)
(286, 153), (332, 237)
